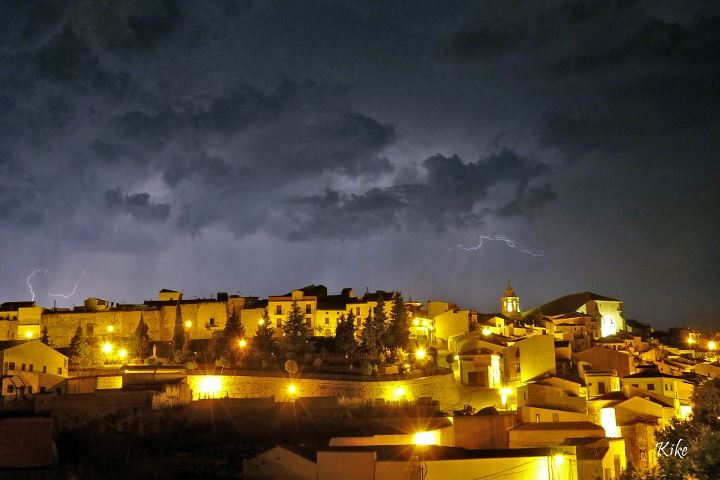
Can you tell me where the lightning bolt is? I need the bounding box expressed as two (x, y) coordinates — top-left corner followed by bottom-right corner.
(26, 268), (47, 301)
(447, 234), (545, 257)
(48, 270), (87, 299)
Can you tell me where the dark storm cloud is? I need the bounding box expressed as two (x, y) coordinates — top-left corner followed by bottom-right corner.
(103, 187), (170, 223)
(1, 0), (718, 327)
(287, 149), (553, 240)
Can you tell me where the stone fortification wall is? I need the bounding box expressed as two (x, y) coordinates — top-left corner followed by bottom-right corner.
(187, 372), (462, 407)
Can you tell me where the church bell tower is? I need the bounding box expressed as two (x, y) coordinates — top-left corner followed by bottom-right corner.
(501, 284), (520, 318)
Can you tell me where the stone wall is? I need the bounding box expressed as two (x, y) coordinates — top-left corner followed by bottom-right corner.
(187, 372), (462, 406)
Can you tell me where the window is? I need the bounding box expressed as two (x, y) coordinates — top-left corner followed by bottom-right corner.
(275, 305), (282, 315)
(42, 366), (47, 373)
(86, 324), (94, 336)
(356, 318), (361, 326)
(647, 384), (655, 391)
(598, 382), (606, 394)
(355, 307), (360, 315)
(27, 386), (32, 394)
(21, 363), (26, 371)
(639, 449), (647, 461)
(632, 383), (639, 388)
(57, 367), (62, 375)
(305, 318), (311, 327)
(276, 319), (282, 328)
(8, 362), (15, 371)
(305, 304), (312, 314)
(7, 384), (14, 393)
(325, 318), (329, 325)
(208, 318), (216, 327)
(28, 364), (33, 372)
(552, 413), (560, 422)
(535, 414), (540, 423)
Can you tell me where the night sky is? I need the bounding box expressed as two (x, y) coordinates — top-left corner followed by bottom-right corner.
(1, 1), (719, 329)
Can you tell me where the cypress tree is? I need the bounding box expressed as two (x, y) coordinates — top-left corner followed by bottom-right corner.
(254, 309), (277, 360)
(218, 310), (245, 360)
(172, 299), (185, 353)
(387, 292), (410, 350)
(134, 313), (150, 361)
(360, 310), (380, 356)
(335, 312), (356, 355)
(67, 325), (88, 363)
(40, 326), (51, 346)
(283, 301), (308, 357)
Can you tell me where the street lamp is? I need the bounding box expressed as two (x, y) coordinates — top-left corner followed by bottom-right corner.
(102, 342), (113, 354)
(415, 348), (427, 360)
(238, 338), (247, 348)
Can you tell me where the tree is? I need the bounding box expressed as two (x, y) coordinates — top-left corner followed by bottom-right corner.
(360, 310), (381, 357)
(254, 309), (277, 361)
(374, 294), (389, 351)
(40, 326), (52, 346)
(335, 312), (356, 356)
(387, 292), (410, 351)
(283, 301), (308, 358)
(217, 310), (245, 361)
(651, 378), (720, 480)
(134, 314), (150, 361)
(171, 300), (185, 354)
(67, 325), (88, 363)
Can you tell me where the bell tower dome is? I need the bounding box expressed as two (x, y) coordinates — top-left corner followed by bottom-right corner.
(501, 284), (520, 318)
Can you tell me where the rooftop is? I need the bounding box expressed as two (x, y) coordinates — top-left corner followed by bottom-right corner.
(511, 421), (604, 432)
(529, 292), (619, 316)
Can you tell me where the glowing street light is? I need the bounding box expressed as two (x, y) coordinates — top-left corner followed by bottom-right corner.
(393, 386), (406, 399)
(24, 331), (33, 339)
(287, 383), (298, 396)
(238, 338), (247, 348)
(415, 349), (427, 360)
(106, 325), (114, 333)
(708, 341), (716, 351)
(258, 318), (265, 326)
(102, 342), (113, 354)
(482, 327), (493, 336)
(554, 454), (565, 466)
(413, 431), (437, 446)
(412, 318), (420, 327)
(118, 348), (128, 359)
(198, 375), (222, 398)
(184, 320), (193, 329)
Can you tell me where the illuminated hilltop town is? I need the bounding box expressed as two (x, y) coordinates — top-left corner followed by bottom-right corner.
(1, 284), (717, 479)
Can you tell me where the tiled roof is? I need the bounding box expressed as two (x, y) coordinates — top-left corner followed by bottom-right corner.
(530, 292), (619, 316)
(0, 340), (31, 351)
